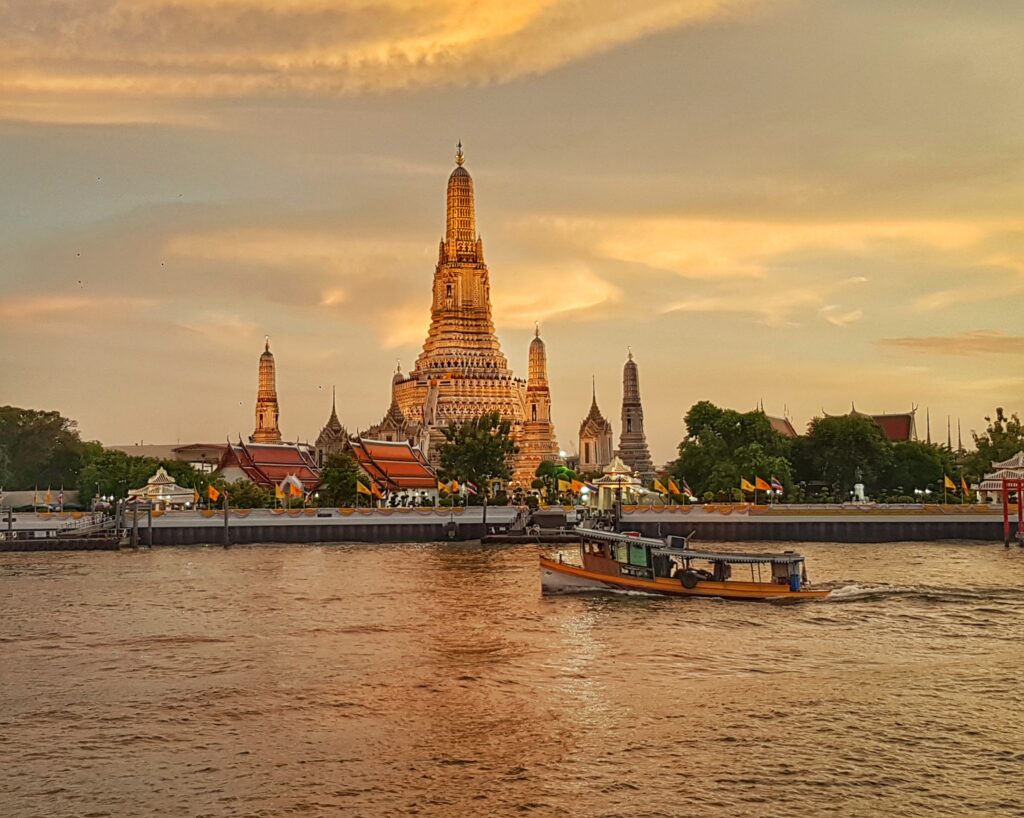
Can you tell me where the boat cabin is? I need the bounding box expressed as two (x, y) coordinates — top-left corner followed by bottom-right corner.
(579, 529), (811, 592)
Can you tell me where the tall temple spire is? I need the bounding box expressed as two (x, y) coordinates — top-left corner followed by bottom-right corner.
(518, 326), (560, 480)
(251, 337), (282, 444)
(580, 376), (613, 473)
(444, 142), (479, 260)
(926, 408), (932, 445)
(616, 350), (654, 478)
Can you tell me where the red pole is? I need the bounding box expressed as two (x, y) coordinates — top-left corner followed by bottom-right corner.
(1003, 479), (1011, 547)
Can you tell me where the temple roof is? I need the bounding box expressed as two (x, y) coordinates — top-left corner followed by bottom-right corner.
(767, 415), (798, 438)
(351, 438), (438, 491)
(991, 451), (1024, 471)
(218, 440), (320, 489)
(824, 404), (917, 442)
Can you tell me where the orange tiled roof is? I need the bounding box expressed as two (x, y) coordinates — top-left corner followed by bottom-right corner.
(218, 441), (320, 490)
(352, 438), (438, 491)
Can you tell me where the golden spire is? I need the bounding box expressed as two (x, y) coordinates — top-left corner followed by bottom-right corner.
(252, 338), (282, 443)
(456, 140), (464, 166)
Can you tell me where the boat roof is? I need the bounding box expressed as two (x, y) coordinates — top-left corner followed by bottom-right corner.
(578, 526), (805, 564)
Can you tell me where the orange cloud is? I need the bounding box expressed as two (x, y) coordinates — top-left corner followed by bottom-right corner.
(880, 330), (1024, 357)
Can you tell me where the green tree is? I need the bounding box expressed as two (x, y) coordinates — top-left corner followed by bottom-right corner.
(437, 412), (518, 526)
(880, 441), (953, 495)
(225, 479), (274, 509)
(77, 450), (161, 505)
(964, 408), (1024, 478)
(795, 415), (891, 496)
(672, 401), (792, 495)
(319, 452), (362, 506)
(0, 406), (93, 489)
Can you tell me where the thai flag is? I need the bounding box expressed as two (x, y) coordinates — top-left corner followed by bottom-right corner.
(584, 481), (598, 492)
(465, 481), (479, 496)
(770, 477), (784, 494)
(682, 479), (695, 499)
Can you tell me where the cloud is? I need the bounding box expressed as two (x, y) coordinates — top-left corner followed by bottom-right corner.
(0, 0), (764, 122)
(819, 305), (863, 327)
(880, 330), (1024, 357)
(0, 294), (157, 323)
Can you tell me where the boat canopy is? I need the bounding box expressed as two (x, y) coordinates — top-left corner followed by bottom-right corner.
(658, 548), (805, 565)
(578, 526), (806, 565)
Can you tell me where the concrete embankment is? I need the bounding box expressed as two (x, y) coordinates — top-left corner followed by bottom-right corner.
(620, 506), (1009, 543)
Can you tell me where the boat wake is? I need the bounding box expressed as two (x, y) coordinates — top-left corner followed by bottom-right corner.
(824, 583), (1024, 605)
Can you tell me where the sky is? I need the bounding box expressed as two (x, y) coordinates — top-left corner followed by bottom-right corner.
(2, 0), (1023, 464)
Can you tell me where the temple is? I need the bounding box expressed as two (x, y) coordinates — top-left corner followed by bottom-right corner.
(578, 378), (614, 474)
(218, 438), (320, 491)
(513, 325), (561, 484)
(975, 451), (1024, 504)
(314, 387), (349, 467)
(615, 350), (654, 479)
(251, 338), (282, 443)
(364, 145), (555, 486)
(826, 404), (918, 442)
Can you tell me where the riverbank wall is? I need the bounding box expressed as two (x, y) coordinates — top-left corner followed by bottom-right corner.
(1, 505), (1014, 549)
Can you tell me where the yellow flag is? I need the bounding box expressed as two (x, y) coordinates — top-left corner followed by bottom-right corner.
(653, 479), (668, 494)
(740, 478), (755, 493)
(371, 482), (383, 499)
(451, 480), (459, 493)
(557, 479), (571, 492)
(33, 487), (39, 505)
(668, 478), (680, 495)
(961, 477), (970, 495)
(437, 480), (448, 493)
(45, 486), (52, 504)
(207, 484), (220, 502)
(275, 485), (285, 499)
(356, 481), (372, 496)
(944, 475), (956, 491)
(755, 476), (771, 491)
(193, 488), (201, 503)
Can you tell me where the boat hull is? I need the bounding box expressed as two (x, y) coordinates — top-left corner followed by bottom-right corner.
(540, 557), (829, 601)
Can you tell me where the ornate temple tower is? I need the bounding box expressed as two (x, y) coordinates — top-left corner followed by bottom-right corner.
(251, 337), (282, 443)
(314, 387), (349, 467)
(513, 325), (560, 484)
(615, 350), (654, 479)
(372, 144), (527, 456)
(579, 378), (614, 474)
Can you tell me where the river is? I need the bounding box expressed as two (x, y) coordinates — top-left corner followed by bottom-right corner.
(1, 541), (1022, 817)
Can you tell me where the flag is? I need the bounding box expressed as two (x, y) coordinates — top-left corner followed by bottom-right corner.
(194, 487), (201, 504)
(45, 486), (52, 504)
(668, 478), (681, 495)
(207, 485), (220, 502)
(682, 479), (695, 499)
(437, 480), (449, 493)
(465, 481), (479, 496)
(961, 477), (970, 495)
(370, 482), (383, 499)
(275, 485), (285, 500)
(571, 479), (585, 493)
(33, 487), (39, 505)
(289, 482), (303, 497)
(771, 476), (784, 494)
(58, 487), (64, 510)
(653, 479), (668, 495)
(944, 475), (956, 491)
(356, 481), (372, 497)
(740, 478), (755, 493)
(557, 478), (571, 493)
(450, 480), (460, 494)
(584, 481), (598, 492)
(755, 476), (770, 492)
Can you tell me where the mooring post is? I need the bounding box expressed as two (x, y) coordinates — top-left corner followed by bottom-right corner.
(130, 504), (139, 548)
(146, 503), (153, 546)
(223, 491), (230, 547)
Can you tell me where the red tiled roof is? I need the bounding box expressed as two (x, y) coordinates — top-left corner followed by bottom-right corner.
(767, 415), (798, 438)
(871, 414), (915, 442)
(352, 438), (437, 491)
(217, 441), (320, 490)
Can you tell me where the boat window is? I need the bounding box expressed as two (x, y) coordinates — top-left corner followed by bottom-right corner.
(628, 543), (648, 567)
(614, 543), (628, 563)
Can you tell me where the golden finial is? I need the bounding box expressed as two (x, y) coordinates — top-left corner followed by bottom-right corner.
(534, 321), (540, 338)
(627, 346), (633, 362)
(265, 335), (270, 353)
(455, 141), (465, 167)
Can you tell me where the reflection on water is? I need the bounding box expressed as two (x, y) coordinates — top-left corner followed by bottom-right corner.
(1, 542), (1023, 817)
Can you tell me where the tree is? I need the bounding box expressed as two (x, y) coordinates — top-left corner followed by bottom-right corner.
(437, 412), (518, 527)
(880, 441), (953, 495)
(795, 415), (891, 496)
(672, 401), (793, 495)
(77, 449), (160, 505)
(964, 408), (1024, 478)
(319, 452), (362, 507)
(0, 406), (94, 490)
(225, 479), (274, 509)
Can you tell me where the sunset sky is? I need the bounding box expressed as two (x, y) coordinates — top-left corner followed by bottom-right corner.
(2, 0), (1022, 464)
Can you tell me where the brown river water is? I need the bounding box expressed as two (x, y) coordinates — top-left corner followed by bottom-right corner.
(1, 541), (1023, 818)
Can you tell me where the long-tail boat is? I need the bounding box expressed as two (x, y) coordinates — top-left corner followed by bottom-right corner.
(540, 527), (829, 602)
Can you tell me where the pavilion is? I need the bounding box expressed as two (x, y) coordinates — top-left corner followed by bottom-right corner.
(350, 438), (439, 501)
(974, 451), (1024, 504)
(127, 466), (195, 510)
